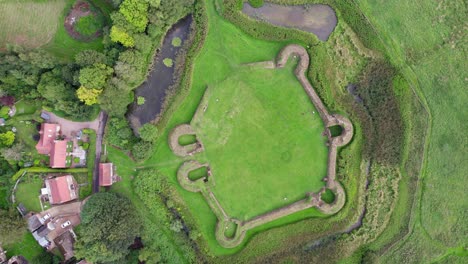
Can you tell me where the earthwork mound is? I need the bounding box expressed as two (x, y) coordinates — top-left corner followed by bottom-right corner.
(64, 0), (105, 41)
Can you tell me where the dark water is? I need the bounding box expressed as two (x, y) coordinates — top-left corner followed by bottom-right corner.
(127, 16), (193, 130)
(242, 3), (337, 41)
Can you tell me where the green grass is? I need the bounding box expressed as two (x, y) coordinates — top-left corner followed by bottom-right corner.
(43, 0), (112, 60)
(321, 189), (335, 204)
(0, 0), (111, 59)
(138, 0), (336, 255)
(187, 166), (208, 181)
(4, 232), (44, 261)
(15, 174), (42, 212)
(191, 59), (328, 220)
(178, 134), (197, 145)
(354, 0), (467, 261)
(0, 0), (67, 49)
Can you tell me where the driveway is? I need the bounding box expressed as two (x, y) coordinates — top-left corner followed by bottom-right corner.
(42, 110), (100, 137)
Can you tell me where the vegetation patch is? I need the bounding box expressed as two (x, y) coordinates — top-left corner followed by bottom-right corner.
(64, 0), (106, 41)
(172, 37), (182, 47)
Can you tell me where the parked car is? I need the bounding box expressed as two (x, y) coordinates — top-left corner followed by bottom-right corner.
(39, 213), (51, 223)
(61, 221), (71, 228)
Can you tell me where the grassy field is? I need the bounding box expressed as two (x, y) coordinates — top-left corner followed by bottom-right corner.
(191, 59), (328, 220)
(15, 174), (42, 212)
(43, 0), (111, 60)
(354, 0), (467, 262)
(0, 0), (111, 60)
(0, 0), (66, 50)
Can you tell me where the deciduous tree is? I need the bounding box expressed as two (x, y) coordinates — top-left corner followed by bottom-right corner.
(76, 86), (102, 105)
(74, 192), (141, 263)
(138, 123), (158, 142)
(78, 63), (114, 90)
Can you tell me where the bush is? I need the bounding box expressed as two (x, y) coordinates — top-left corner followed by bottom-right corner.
(0, 106), (9, 118)
(132, 141), (154, 161)
(137, 96), (145, 105)
(75, 14), (104, 37)
(82, 142), (90, 150)
(249, 0), (264, 8)
(171, 37), (182, 47)
(163, 58), (173, 67)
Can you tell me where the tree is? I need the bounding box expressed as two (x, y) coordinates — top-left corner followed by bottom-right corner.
(78, 63), (114, 90)
(75, 50), (107, 67)
(110, 26), (135, 47)
(0, 131), (15, 147)
(132, 141), (153, 161)
(76, 86), (102, 105)
(74, 193), (142, 263)
(138, 123), (158, 142)
(37, 71), (74, 103)
(119, 0), (149, 32)
(0, 209), (26, 245)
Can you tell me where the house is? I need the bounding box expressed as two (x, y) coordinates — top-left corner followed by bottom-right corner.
(50, 140), (69, 168)
(44, 175), (78, 205)
(99, 163), (117, 186)
(32, 225), (51, 248)
(35, 123), (60, 155)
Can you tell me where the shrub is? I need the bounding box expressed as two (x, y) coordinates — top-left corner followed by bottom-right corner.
(249, 0), (264, 8)
(171, 37), (182, 47)
(137, 96), (145, 105)
(75, 14), (104, 37)
(132, 141), (154, 161)
(82, 142), (90, 150)
(163, 58), (173, 67)
(0, 106), (9, 118)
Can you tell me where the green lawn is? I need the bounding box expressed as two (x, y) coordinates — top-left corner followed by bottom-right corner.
(15, 174), (42, 212)
(355, 0), (467, 262)
(0, 0), (111, 59)
(0, 0), (67, 49)
(43, 0), (111, 60)
(191, 59), (328, 220)
(4, 232), (44, 261)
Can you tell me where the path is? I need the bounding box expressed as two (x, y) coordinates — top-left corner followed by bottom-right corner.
(92, 112), (108, 193)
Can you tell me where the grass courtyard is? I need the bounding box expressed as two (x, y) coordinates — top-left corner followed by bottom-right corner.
(191, 59), (328, 221)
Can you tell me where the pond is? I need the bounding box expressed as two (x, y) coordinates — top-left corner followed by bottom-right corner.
(242, 2), (337, 41)
(127, 15), (193, 131)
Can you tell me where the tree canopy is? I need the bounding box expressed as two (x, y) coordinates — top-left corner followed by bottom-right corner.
(138, 123), (158, 142)
(78, 63), (114, 90)
(74, 192), (142, 263)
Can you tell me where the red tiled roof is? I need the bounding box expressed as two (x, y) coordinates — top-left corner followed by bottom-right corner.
(99, 163), (114, 186)
(35, 123), (59, 155)
(50, 140), (68, 168)
(45, 175), (77, 204)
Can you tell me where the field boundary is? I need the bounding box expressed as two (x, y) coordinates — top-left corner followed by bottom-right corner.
(168, 44), (353, 248)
